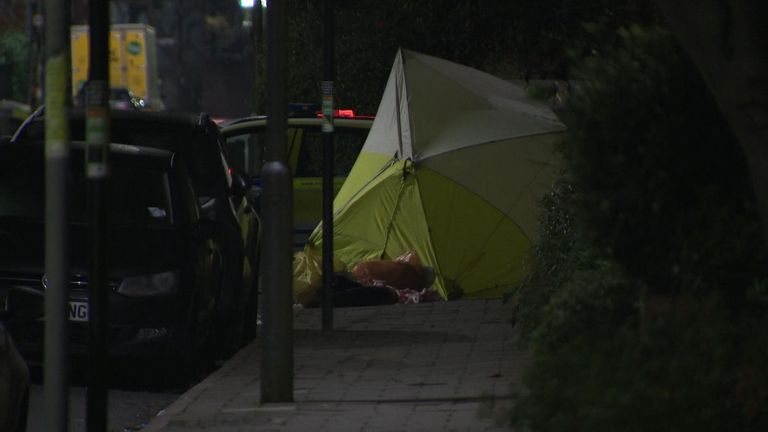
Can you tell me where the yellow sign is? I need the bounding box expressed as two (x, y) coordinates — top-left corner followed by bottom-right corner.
(70, 26), (149, 100)
(70, 31), (89, 94)
(109, 31), (125, 88)
(123, 30), (148, 100)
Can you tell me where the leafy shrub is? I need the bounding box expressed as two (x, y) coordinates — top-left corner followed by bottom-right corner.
(561, 25), (765, 295)
(511, 178), (583, 341)
(514, 280), (768, 431)
(509, 26), (768, 431)
(0, 30), (29, 101)
(513, 259), (642, 431)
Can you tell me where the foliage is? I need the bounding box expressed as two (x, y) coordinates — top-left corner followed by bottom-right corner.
(514, 279), (768, 431)
(258, 0), (659, 115)
(267, 0), (659, 172)
(562, 25), (765, 295)
(0, 30), (29, 102)
(509, 26), (768, 431)
(510, 178), (583, 341)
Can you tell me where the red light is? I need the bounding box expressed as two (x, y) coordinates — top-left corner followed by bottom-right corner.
(316, 109), (358, 119)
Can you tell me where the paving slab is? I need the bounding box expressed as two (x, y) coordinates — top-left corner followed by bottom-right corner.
(142, 299), (529, 432)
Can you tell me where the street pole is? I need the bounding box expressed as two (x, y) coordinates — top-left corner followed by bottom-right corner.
(252, 1), (264, 114)
(28, 0), (44, 108)
(260, 0), (293, 404)
(26, 0), (34, 107)
(86, 0), (111, 430)
(321, 0), (335, 331)
(43, 0), (71, 430)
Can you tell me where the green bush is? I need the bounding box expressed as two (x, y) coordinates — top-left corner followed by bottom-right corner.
(514, 281), (768, 431)
(261, 1), (659, 115)
(562, 25), (765, 294)
(509, 26), (768, 431)
(513, 259), (642, 431)
(511, 178), (583, 341)
(0, 30), (29, 102)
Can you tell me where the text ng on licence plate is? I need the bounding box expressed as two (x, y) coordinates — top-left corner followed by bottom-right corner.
(68, 301), (89, 322)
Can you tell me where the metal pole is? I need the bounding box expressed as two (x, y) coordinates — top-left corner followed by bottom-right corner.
(43, 0), (71, 429)
(252, 2), (263, 114)
(254, 2), (265, 45)
(86, 0), (111, 430)
(26, 0), (35, 107)
(260, 0), (293, 404)
(321, 0), (335, 331)
(176, 0), (183, 110)
(28, 0), (44, 108)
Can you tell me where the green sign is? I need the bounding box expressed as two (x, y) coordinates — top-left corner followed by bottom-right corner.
(126, 41), (142, 55)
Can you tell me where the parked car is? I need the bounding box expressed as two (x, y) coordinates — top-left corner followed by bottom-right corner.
(0, 322), (28, 432)
(220, 105), (373, 248)
(0, 140), (229, 381)
(12, 109), (260, 352)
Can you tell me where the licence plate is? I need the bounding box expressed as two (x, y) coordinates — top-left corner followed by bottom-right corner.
(68, 301), (89, 322)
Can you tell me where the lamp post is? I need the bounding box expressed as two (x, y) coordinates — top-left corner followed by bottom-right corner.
(240, 0), (255, 27)
(260, 0), (293, 404)
(43, 0), (70, 429)
(86, 0), (111, 430)
(27, 0), (44, 108)
(243, 0), (267, 114)
(321, 0), (335, 331)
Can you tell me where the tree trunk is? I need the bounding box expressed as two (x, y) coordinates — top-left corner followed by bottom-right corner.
(657, 0), (768, 247)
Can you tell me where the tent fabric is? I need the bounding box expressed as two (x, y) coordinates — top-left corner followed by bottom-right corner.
(308, 49), (566, 300)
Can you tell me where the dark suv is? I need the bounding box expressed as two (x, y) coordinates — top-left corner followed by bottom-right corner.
(10, 109), (260, 359)
(0, 141), (227, 380)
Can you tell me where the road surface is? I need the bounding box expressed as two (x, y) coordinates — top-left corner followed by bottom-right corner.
(26, 362), (185, 432)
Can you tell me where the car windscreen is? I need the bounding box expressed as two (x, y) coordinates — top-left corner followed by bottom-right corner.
(0, 145), (174, 227)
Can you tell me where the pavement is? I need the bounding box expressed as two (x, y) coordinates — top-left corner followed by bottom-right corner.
(141, 299), (531, 432)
